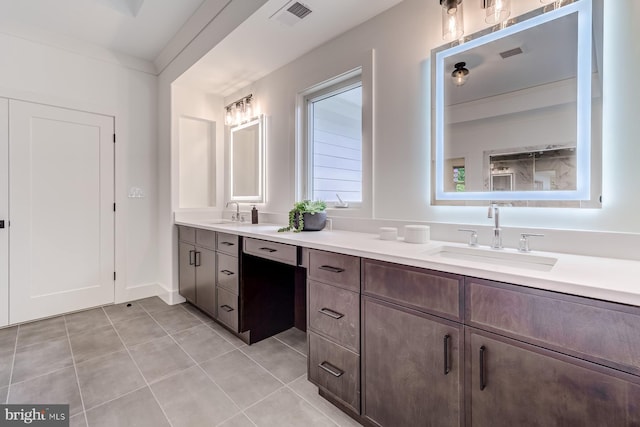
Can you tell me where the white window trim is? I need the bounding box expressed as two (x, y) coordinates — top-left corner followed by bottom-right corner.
(295, 50), (374, 218)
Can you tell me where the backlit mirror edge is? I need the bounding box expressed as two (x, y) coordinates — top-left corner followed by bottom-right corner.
(229, 114), (265, 203)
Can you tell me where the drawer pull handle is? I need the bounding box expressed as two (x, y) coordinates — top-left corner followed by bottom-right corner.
(479, 346), (487, 391)
(194, 251), (201, 267)
(444, 334), (451, 375)
(318, 265), (345, 273)
(220, 269), (234, 276)
(189, 250), (195, 266)
(221, 242), (235, 246)
(318, 361), (344, 378)
(220, 305), (234, 312)
(319, 308), (344, 320)
(259, 247), (277, 253)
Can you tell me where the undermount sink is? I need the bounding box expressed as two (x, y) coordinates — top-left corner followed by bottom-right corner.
(425, 245), (558, 272)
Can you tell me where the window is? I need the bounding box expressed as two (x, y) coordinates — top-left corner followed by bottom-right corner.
(305, 77), (362, 204)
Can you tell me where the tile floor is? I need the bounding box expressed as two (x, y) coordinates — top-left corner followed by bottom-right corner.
(0, 297), (362, 427)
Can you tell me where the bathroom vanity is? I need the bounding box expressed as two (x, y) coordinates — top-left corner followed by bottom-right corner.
(175, 220), (640, 426)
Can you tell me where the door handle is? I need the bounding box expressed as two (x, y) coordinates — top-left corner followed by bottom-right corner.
(318, 308), (344, 319)
(0, 220), (4, 229)
(189, 250), (195, 266)
(479, 345), (487, 390)
(318, 361), (344, 378)
(220, 304), (234, 312)
(194, 251), (201, 267)
(444, 334), (451, 375)
(220, 270), (234, 276)
(318, 265), (345, 273)
(220, 242), (235, 246)
(259, 247), (277, 253)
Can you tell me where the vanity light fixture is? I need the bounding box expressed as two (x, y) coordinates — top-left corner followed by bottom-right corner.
(224, 94), (255, 127)
(440, 0), (464, 41)
(451, 62), (469, 86)
(483, 0), (510, 24)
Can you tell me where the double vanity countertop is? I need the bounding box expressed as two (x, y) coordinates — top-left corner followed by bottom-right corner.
(175, 219), (640, 308)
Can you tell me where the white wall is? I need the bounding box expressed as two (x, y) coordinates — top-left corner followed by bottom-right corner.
(0, 31), (160, 303)
(221, 0), (640, 236)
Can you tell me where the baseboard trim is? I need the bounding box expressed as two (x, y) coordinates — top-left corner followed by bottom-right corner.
(156, 284), (186, 305)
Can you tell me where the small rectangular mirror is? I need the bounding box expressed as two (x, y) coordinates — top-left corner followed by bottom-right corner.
(229, 115), (264, 202)
(432, 0), (602, 207)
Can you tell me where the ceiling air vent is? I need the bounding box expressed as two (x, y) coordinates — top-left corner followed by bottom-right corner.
(499, 47), (523, 59)
(270, 1), (313, 27)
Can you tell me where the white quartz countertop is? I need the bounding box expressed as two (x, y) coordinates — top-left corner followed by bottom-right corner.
(175, 219), (640, 307)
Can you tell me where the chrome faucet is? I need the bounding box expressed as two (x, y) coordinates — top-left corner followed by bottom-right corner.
(226, 201), (240, 221)
(487, 203), (502, 249)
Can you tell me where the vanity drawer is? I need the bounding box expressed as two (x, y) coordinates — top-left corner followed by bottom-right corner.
(243, 237), (297, 266)
(217, 233), (239, 255)
(466, 278), (640, 376)
(216, 287), (238, 331)
(308, 249), (360, 292)
(308, 331), (360, 413)
(362, 259), (463, 321)
(217, 253), (239, 294)
(308, 280), (359, 353)
(195, 228), (216, 250)
(178, 226), (196, 244)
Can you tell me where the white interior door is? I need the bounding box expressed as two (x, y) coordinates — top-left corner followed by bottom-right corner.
(0, 98), (7, 327)
(9, 100), (114, 324)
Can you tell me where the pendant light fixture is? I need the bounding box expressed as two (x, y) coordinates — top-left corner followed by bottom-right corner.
(483, 0), (511, 24)
(223, 94), (256, 127)
(451, 62), (469, 86)
(440, 0), (464, 41)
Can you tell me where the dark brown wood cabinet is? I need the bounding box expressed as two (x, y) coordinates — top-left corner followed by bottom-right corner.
(178, 226), (216, 316)
(466, 327), (640, 427)
(178, 241), (196, 304)
(362, 296), (463, 427)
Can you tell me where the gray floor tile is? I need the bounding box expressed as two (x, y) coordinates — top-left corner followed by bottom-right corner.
(129, 336), (194, 384)
(76, 350), (146, 409)
(8, 366), (83, 416)
(218, 413), (256, 427)
(137, 297), (173, 314)
(275, 327), (308, 356)
(0, 386), (7, 404)
(172, 324), (235, 363)
(70, 413), (87, 427)
(200, 350), (282, 410)
(182, 303), (214, 322)
(150, 306), (201, 334)
(12, 337), (73, 384)
(0, 348), (14, 386)
(102, 302), (146, 324)
(205, 321), (247, 348)
(241, 337), (307, 383)
(85, 387), (170, 427)
(151, 365), (239, 427)
(289, 376), (362, 427)
(245, 388), (336, 427)
(112, 314), (167, 347)
(0, 326), (18, 349)
(16, 317), (67, 348)
(65, 308), (111, 336)
(69, 325), (124, 364)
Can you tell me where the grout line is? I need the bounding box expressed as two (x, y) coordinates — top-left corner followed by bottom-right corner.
(286, 380), (345, 427)
(237, 344), (288, 387)
(82, 385), (148, 413)
(62, 316), (89, 425)
(5, 325), (18, 403)
(138, 303), (244, 418)
(101, 306), (176, 427)
(272, 333), (308, 358)
(239, 385), (286, 413)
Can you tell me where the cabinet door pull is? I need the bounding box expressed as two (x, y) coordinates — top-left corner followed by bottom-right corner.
(220, 242), (235, 246)
(220, 269), (234, 276)
(189, 250), (195, 266)
(479, 346), (487, 390)
(318, 265), (345, 273)
(318, 308), (344, 319)
(444, 334), (451, 375)
(194, 251), (201, 267)
(259, 247), (277, 253)
(318, 361), (344, 378)
(220, 305), (234, 312)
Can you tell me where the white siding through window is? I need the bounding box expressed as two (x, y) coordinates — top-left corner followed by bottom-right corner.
(310, 85), (362, 202)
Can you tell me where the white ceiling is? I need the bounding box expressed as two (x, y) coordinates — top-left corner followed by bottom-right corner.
(174, 0), (405, 96)
(0, 0), (207, 61)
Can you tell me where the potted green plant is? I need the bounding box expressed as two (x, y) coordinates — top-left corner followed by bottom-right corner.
(278, 200), (327, 232)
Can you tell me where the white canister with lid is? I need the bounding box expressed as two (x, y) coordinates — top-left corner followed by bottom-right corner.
(404, 225), (430, 244)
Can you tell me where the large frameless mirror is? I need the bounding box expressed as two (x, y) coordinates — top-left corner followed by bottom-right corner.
(432, 0), (602, 207)
(229, 115), (265, 203)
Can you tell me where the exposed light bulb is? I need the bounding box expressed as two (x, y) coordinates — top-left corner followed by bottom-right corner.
(485, 0), (510, 24)
(451, 62), (469, 86)
(244, 98), (253, 121)
(235, 102), (243, 124)
(225, 107), (233, 126)
(441, 1), (463, 41)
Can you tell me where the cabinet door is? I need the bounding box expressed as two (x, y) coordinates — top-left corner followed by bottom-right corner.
(467, 328), (640, 427)
(179, 242), (196, 304)
(362, 296), (463, 427)
(195, 247), (216, 316)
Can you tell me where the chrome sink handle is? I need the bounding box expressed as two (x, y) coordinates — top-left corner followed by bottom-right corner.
(458, 228), (479, 247)
(518, 233), (544, 253)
